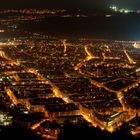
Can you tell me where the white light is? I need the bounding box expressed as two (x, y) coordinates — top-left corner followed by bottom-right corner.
(124, 10), (128, 13)
(23, 111), (29, 114)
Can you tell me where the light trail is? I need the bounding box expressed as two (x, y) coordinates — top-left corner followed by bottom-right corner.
(123, 49), (136, 64)
(0, 50), (20, 66)
(5, 87), (17, 105)
(31, 119), (47, 130)
(0, 41), (18, 46)
(133, 42), (140, 49)
(102, 52), (120, 60)
(62, 39), (72, 55)
(62, 39), (67, 54)
(84, 45), (99, 60)
(74, 45), (99, 71)
(27, 68), (112, 132)
(90, 79), (128, 111)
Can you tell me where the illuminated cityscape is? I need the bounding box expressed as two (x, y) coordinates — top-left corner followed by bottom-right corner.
(1, 1), (140, 140)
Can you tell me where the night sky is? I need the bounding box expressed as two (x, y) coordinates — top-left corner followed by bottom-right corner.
(0, 0), (140, 9)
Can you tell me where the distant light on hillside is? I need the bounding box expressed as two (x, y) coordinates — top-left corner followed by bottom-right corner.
(0, 29), (4, 33)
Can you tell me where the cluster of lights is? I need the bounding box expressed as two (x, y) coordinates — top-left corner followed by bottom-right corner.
(133, 42), (140, 49)
(0, 76), (12, 82)
(0, 112), (13, 126)
(0, 29), (4, 33)
(109, 6), (133, 14)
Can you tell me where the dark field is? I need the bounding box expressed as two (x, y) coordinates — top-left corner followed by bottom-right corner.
(20, 15), (140, 40)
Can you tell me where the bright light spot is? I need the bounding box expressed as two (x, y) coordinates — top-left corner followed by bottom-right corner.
(0, 29), (4, 33)
(0, 112), (13, 126)
(124, 10), (128, 13)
